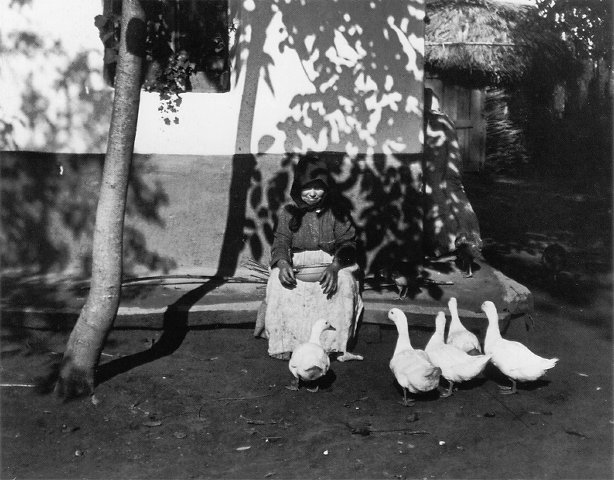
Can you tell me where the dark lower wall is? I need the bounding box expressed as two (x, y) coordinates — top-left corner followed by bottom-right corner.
(0, 151), (424, 279)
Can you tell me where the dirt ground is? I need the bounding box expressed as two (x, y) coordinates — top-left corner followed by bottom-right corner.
(1, 173), (612, 479)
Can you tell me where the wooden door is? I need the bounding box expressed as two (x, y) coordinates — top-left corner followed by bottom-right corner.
(425, 78), (485, 172)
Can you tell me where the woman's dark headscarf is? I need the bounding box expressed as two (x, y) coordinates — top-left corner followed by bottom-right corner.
(290, 156), (333, 208)
(287, 155), (336, 232)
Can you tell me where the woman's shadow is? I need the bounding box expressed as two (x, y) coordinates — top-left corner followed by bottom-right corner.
(95, 278), (225, 386)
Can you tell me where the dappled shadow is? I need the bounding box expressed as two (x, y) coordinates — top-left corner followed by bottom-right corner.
(223, 1), (434, 282)
(228, 2), (427, 274)
(423, 103), (482, 261)
(235, 0), (482, 301)
(235, 0), (428, 275)
(1, 152), (175, 278)
(245, 152), (424, 282)
(1, 4), (174, 280)
(2, 25), (112, 152)
(0, 152), (176, 356)
(272, 0), (423, 154)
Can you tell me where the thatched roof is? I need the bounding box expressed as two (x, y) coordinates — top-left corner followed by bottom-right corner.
(425, 0), (573, 87)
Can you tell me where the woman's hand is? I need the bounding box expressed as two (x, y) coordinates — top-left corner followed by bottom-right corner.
(277, 260), (297, 288)
(319, 262), (341, 297)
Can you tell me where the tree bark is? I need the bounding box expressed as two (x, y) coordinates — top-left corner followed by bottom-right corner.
(56, 0), (146, 399)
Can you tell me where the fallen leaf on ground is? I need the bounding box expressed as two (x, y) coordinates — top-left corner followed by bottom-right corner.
(142, 420), (162, 427)
(565, 429), (588, 439)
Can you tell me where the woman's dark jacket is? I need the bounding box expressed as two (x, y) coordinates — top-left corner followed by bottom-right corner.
(270, 158), (356, 267)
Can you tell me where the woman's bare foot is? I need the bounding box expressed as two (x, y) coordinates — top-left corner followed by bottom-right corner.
(337, 352), (364, 362)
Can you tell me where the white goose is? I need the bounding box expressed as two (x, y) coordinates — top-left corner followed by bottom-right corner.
(446, 297), (482, 355)
(388, 308), (441, 406)
(482, 301), (558, 394)
(425, 311), (492, 397)
(287, 319), (335, 392)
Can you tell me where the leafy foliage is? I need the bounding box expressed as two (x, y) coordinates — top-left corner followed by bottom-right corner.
(94, 0), (229, 123)
(536, 0), (611, 63)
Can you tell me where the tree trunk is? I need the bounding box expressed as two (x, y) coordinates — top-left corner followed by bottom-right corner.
(56, 0), (146, 399)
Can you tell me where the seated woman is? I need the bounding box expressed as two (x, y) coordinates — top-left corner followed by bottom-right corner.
(254, 155), (364, 362)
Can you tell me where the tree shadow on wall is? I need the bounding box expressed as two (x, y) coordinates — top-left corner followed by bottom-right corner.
(233, 0), (428, 289)
(1, 152), (175, 279)
(244, 152), (425, 293)
(272, 0), (424, 155)
(1, 4), (172, 279)
(3, 25), (113, 153)
(0, 152), (176, 360)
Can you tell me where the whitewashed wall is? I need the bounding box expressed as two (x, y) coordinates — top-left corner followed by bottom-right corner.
(1, 0), (425, 156)
(1, 0), (426, 276)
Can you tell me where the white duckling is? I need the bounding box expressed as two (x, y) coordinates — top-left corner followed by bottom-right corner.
(446, 297), (482, 355)
(482, 301), (558, 395)
(425, 311), (492, 397)
(287, 319), (335, 392)
(388, 308), (441, 406)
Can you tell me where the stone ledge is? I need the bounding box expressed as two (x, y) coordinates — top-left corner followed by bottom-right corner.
(1, 259), (532, 334)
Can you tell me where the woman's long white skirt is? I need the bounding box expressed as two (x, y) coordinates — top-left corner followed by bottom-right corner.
(255, 250), (363, 358)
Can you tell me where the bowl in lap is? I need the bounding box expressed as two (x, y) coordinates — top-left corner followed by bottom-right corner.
(293, 264), (329, 282)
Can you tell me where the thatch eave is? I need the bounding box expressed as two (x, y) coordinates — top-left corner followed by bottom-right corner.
(425, 0), (573, 88)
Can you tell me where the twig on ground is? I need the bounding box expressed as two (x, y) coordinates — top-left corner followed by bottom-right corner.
(250, 428), (283, 442)
(240, 414), (265, 425)
(344, 396), (368, 407)
(213, 392), (278, 402)
(197, 392), (278, 419)
(351, 426), (430, 436)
